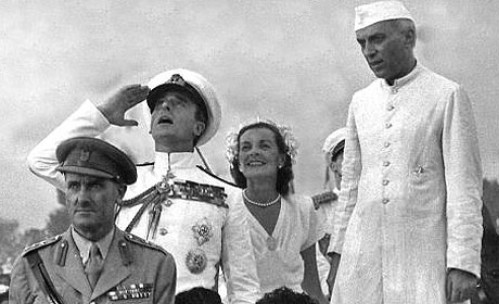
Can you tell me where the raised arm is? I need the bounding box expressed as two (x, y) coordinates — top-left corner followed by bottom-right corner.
(27, 85), (149, 191)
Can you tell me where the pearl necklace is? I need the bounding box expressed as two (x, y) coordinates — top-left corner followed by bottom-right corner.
(242, 190), (281, 207)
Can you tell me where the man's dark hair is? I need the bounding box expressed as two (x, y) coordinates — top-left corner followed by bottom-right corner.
(256, 287), (319, 304)
(174, 287), (222, 304)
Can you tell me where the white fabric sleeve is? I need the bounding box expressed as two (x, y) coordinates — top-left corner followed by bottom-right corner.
(328, 98), (362, 255)
(442, 85), (483, 278)
(27, 100), (111, 191)
(301, 195), (327, 251)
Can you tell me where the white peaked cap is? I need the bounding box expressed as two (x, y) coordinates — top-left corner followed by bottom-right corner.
(355, 1), (414, 31)
(322, 127), (346, 156)
(145, 68), (221, 146)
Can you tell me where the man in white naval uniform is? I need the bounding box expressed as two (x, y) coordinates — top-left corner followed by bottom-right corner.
(313, 127), (346, 297)
(27, 69), (260, 303)
(328, 2), (483, 304)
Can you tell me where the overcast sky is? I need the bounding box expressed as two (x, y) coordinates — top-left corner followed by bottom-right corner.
(2, 0), (499, 230)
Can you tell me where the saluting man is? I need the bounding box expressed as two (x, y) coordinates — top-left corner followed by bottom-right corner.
(27, 69), (260, 303)
(328, 1), (483, 304)
(11, 137), (176, 304)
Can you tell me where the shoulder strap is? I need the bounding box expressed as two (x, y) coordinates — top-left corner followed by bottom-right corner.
(311, 191), (338, 210)
(25, 251), (65, 304)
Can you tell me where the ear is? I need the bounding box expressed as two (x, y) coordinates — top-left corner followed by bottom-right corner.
(404, 27), (416, 48)
(117, 184), (127, 201)
(193, 121), (206, 137)
(331, 161), (340, 173)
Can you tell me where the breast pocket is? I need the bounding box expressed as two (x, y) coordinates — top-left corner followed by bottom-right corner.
(407, 163), (445, 217)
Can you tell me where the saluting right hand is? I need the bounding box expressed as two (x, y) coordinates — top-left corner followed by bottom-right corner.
(96, 84), (150, 127)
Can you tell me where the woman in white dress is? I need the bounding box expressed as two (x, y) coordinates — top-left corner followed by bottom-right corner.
(226, 121), (327, 304)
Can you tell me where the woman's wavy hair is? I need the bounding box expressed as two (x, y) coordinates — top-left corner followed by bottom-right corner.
(228, 121), (294, 196)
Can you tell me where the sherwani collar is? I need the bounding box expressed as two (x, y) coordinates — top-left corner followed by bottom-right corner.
(380, 63), (423, 91)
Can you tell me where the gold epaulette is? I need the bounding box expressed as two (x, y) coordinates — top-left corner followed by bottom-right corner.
(312, 191), (338, 210)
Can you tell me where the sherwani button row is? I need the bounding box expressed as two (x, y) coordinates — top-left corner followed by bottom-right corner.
(387, 105), (395, 111)
(382, 179), (389, 186)
(385, 122), (392, 128)
(382, 198), (390, 204)
(383, 161), (390, 167)
(384, 142), (391, 148)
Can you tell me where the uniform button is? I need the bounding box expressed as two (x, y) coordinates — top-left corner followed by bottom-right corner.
(385, 122), (392, 128)
(382, 198), (390, 204)
(384, 142), (391, 148)
(159, 228), (168, 236)
(392, 87), (398, 93)
(383, 161), (390, 167)
(387, 105), (395, 111)
(382, 179), (389, 186)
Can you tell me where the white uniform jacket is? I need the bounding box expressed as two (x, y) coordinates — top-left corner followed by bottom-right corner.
(27, 101), (261, 304)
(329, 64), (483, 304)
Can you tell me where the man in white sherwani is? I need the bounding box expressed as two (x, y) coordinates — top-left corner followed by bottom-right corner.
(27, 69), (261, 304)
(327, 2), (483, 304)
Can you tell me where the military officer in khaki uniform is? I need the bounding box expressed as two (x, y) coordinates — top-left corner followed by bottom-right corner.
(27, 69), (260, 303)
(11, 137), (176, 304)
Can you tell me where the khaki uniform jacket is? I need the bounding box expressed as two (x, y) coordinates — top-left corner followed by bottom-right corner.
(10, 228), (176, 304)
(329, 64), (483, 304)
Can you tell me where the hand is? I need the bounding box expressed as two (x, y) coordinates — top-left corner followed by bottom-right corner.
(446, 268), (478, 303)
(96, 84), (150, 127)
(326, 252), (341, 295)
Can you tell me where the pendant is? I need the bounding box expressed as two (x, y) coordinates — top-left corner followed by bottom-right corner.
(266, 236), (277, 251)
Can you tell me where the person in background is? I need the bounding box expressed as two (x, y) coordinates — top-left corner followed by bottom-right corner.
(0, 273), (10, 304)
(471, 204), (499, 304)
(255, 287), (319, 304)
(11, 137), (176, 303)
(175, 287), (223, 304)
(328, 1), (483, 303)
(226, 120), (327, 304)
(27, 69), (260, 303)
(313, 127), (346, 297)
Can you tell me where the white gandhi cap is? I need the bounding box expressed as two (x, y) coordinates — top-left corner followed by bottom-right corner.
(354, 1), (414, 31)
